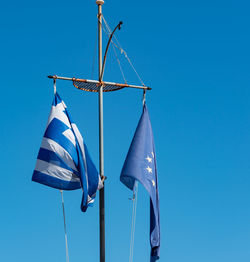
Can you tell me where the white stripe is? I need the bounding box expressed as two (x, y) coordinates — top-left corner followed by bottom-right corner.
(72, 124), (84, 154)
(35, 159), (80, 182)
(87, 195), (94, 204)
(72, 124), (89, 188)
(41, 137), (78, 172)
(47, 102), (71, 129)
(62, 129), (76, 147)
(72, 123), (103, 191)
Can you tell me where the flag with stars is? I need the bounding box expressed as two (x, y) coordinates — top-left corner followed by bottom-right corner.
(120, 104), (160, 261)
(32, 92), (102, 212)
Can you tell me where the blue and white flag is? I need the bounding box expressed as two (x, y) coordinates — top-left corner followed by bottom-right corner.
(32, 92), (102, 212)
(120, 104), (160, 261)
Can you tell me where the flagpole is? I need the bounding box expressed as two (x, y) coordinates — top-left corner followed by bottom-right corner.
(97, 1), (105, 262)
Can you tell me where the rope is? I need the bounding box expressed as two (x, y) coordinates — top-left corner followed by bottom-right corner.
(123, 53), (145, 87)
(53, 79), (56, 94)
(60, 190), (70, 262)
(111, 42), (127, 84)
(129, 181), (138, 262)
(102, 15), (112, 34)
(142, 90), (146, 106)
(102, 16), (145, 87)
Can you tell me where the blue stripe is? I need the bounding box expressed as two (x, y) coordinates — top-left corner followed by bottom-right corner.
(52, 93), (63, 106)
(64, 106), (74, 123)
(32, 170), (81, 190)
(75, 142), (88, 212)
(44, 118), (78, 166)
(37, 148), (79, 177)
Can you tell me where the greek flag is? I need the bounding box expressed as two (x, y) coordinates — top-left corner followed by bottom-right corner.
(32, 92), (102, 212)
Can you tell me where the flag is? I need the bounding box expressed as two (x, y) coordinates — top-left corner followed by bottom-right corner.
(32, 92), (102, 212)
(120, 104), (160, 261)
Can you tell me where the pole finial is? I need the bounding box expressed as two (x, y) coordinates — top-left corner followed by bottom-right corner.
(96, 0), (104, 5)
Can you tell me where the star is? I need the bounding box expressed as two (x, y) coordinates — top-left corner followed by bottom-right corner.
(152, 180), (156, 187)
(146, 166), (152, 173)
(146, 156), (152, 163)
(151, 152), (154, 158)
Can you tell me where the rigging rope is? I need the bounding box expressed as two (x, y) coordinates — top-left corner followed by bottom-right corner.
(101, 19), (127, 83)
(102, 16), (145, 87)
(111, 42), (127, 84)
(128, 96), (145, 262)
(60, 190), (70, 262)
(129, 181), (138, 262)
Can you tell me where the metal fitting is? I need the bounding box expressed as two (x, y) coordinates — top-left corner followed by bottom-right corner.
(96, 0), (104, 5)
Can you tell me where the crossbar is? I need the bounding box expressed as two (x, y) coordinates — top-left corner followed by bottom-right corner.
(48, 75), (151, 91)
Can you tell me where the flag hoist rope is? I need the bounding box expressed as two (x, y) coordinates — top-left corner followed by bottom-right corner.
(54, 80), (70, 262)
(60, 190), (70, 262)
(129, 92), (146, 262)
(54, 79), (56, 94)
(129, 181), (138, 262)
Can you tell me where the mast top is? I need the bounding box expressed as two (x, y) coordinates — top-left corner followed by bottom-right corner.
(96, 0), (104, 5)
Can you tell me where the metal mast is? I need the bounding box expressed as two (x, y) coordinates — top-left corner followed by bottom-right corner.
(97, 1), (105, 262)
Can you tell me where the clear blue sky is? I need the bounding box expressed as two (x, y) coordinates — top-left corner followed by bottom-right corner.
(0, 0), (250, 261)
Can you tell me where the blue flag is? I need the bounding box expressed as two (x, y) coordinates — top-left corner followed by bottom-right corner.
(32, 92), (102, 212)
(120, 104), (160, 261)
